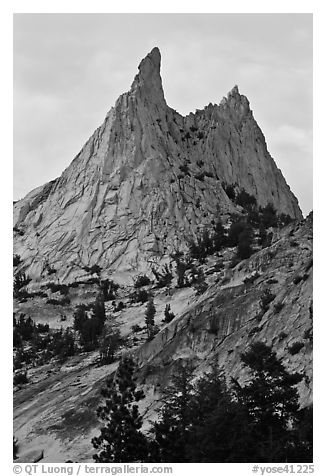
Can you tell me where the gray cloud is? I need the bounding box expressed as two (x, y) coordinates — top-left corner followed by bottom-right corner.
(14, 13), (312, 215)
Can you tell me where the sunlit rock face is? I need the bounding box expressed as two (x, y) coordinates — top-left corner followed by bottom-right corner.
(13, 47), (302, 284)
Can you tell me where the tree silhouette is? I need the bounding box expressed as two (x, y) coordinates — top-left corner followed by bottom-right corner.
(233, 342), (305, 462)
(145, 297), (156, 340)
(92, 356), (149, 462)
(151, 364), (195, 462)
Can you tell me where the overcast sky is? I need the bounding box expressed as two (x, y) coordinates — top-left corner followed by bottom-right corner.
(13, 13), (312, 215)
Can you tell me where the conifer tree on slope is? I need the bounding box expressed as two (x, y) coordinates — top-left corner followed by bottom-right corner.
(233, 342), (305, 462)
(92, 356), (149, 462)
(150, 363), (194, 462)
(145, 297), (156, 340)
(187, 364), (253, 462)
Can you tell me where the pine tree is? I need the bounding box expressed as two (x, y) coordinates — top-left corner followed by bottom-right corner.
(233, 342), (304, 462)
(145, 297), (156, 340)
(237, 226), (254, 259)
(186, 365), (253, 462)
(211, 221), (227, 253)
(92, 294), (106, 324)
(175, 259), (188, 288)
(92, 356), (149, 462)
(151, 364), (194, 462)
(98, 329), (122, 364)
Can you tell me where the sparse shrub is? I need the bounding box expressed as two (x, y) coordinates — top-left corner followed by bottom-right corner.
(131, 289), (149, 304)
(13, 254), (22, 267)
(223, 183), (236, 200)
(163, 304), (175, 324)
(13, 271), (31, 298)
(14, 371), (28, 386)
(279, 332), (288, 341)
(134, 275), (151, 288)
(188, 222), (227, 262)
(46, 296), (71, 306)
(46, 264), (57, 275)
(101, 280), (119, 301)
(278, 213), (293, 227)
(267, 278), (278, 284)
(243, 272), (261, 286)
(304, 328), (313, 341)
(179, 164), (190, 175)
(13, 226), (24, 236)
(37, 323), (50, 333)
(84, 264), (102, 275)
(288, 341), (305, 355)
(293, 275), (302, 285)
(195, 172), (205, 181)
(69, 281), (80, 288)
(113, 301), (125, 312)
(152, 265), (173, 289)
(213, 261), (225, 273)
(45, 282), (69, 295)
(248, 326), (260, 337)
(193, 269), (208, 295)
(255, 311), (265, 322)
(274, 302), (284, 314)
(131, 324), (142, 333)
(260, 288), (276, 313)
(235, 189), (257, 210)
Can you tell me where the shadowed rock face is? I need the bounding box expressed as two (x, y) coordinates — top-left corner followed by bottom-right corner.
(13, 47), (302, 284)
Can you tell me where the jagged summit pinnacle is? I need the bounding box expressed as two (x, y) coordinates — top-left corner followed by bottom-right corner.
(229, 84), (239, 95)
(130, 47), (164, 102)
(13, 47), (302, 284)
(138, 47), (161, 73)
(217, 83), (251, 118)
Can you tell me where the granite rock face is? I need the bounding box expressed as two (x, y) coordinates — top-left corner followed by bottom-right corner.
(13, 214), (312, 463)
(135, 214), (313, 409)
(13, 47), (302, 284)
